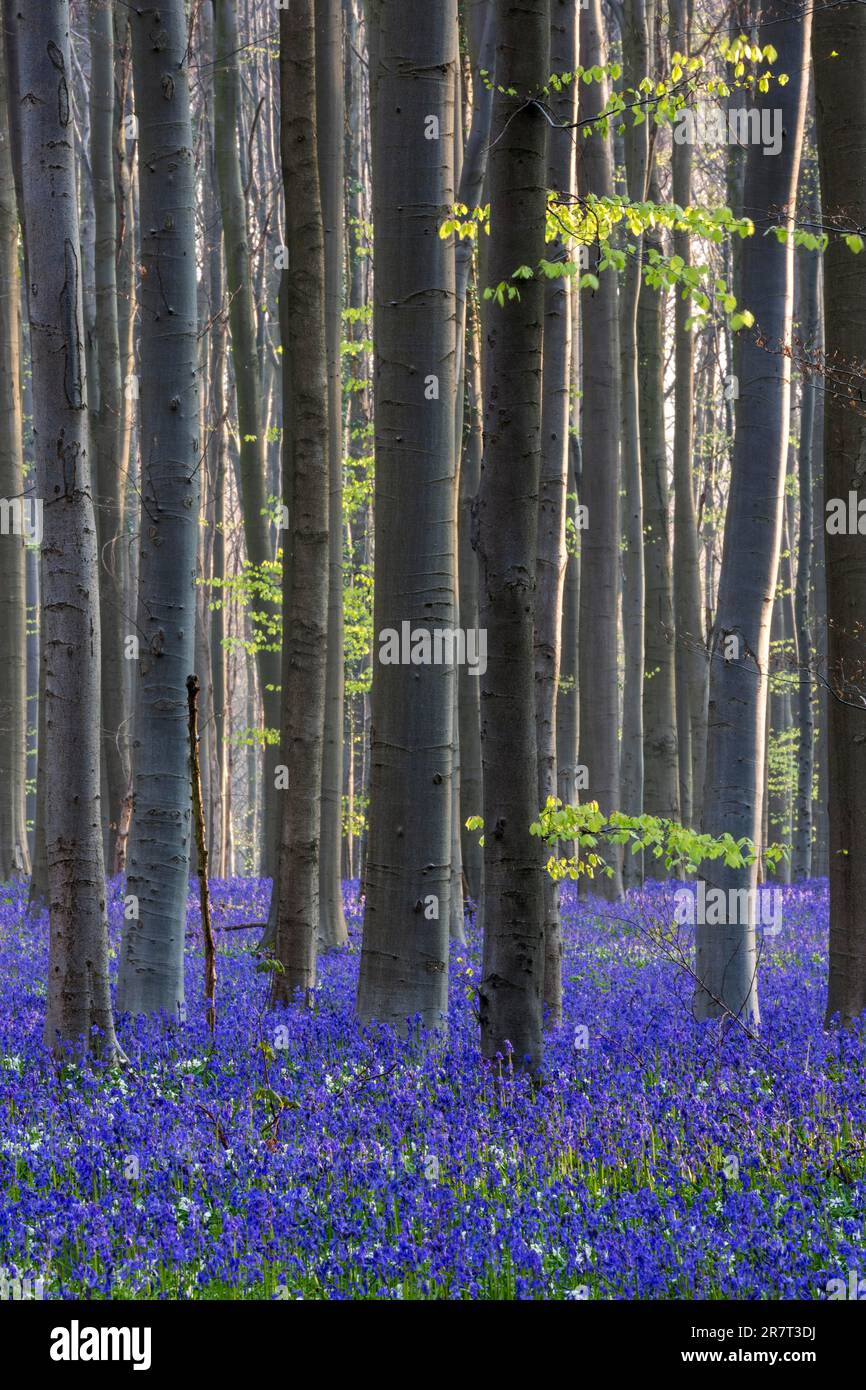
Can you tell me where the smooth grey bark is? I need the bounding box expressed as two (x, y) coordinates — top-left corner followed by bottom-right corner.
(117, 0), (200, 1018)
(695, 2), (810, 1025)
(639, 211), (680, 830)
(271, 0), (330, 1004)
(670, 0), (707, 831)
(212, 0), (281, 879)
(577, 0), (622, 899)
(316, 0), (348, 951)
(476, 0), (549, 1069)
(341, 0), (368, 889)
(779, 488), (797, 881)
(698, 330), (717, 671)
(192, 191), (214, 877)
(813, 0), (866, 1022)
(557, 469), (580, 837)
(198, 15), (227, 877)
(456, 2), (495, 913)
(112, 4), (137, 875)
(447, 43), (465, 948)
(458, 283), (485, 908)
(89, 0), (127, 872)
(535, 0), (576, 1020)
(13, 0), (118, 1054)
(25, 534), (37, 865)
(0, 13), (29, 881)
(767, 527), (793, 879)
(617, 0), (647, 891)
(208, 207), (229, 878)
(792, 233), (819, 879)
(809, 264), (828, 879)
(356, 0), (458, 1033)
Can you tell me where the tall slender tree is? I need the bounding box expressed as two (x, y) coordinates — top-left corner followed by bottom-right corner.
(456, 0), (495, 914)
(270, 0), (331, 1004)
(695, 3), (811, 1024)
(12, 0), (118, 1053)
(316, 0), (348, 951)
(813, 0), (866, 1023)
(89, 0), (128, 871)
(117, 0), (200, 1018)
(535, 0), (577, 1021)
(212, 0), (281, 879)
(477, 0), (549, 1068)
(792, 228), (819, 880)
(0, 12), (29, 882)
(356, 0), (459, 1033)
(670, 0), (707, 829)
(617, 0), (648, 890)
(577, 0), (622, 899)
(639, 195), (680, 831)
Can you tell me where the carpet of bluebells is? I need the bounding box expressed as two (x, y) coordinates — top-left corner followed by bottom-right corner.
(0, 875), (864, 1299)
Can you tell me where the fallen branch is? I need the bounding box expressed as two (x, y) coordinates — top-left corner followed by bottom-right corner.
(187, 675), (216, 1031)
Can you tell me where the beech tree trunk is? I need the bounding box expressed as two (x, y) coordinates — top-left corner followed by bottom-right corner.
(695, 3), (810, 1025)
(459, 280), (485, 908)
(792, 234), (819, 880)
(117, 0), (200, 1019)
(316, 0), (348, 951)
(577, 0), (622, 898)
(355, 0), (458, 1033)
(271, 0), (331, 1004)
(670, 0), (707, 829)
(476, 0), (549, 1069)
(557, 466), (580, 836)
(0, 13), (29, 881)
(813, 0), (866, 1022)
(456, 1), (495, 913)
(212, 0), (281, 879)
(535, 0), (576, 1020)
(12, 0), (118, 1053)
(810, 265), (829, 879)
(640, 213), (680, 830)
(89, 0), (127, 871)
(617, 0), (648, 891)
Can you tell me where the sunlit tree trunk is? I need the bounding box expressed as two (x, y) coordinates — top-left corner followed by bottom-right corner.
(577, 0), (621, 898)
(695, 3), (810, 1024)
(670, 0), (707, 829)
(535, 0), (576, 1019)
(617, 0), (648, 890)
(0, 13), (29, 881)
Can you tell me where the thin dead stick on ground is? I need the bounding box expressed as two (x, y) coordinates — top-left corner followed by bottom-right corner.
(187, 675), (216, 1031)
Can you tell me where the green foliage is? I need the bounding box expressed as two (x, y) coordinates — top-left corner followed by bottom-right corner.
(530, 800), (789, 881)
(467, 802), (789, 881)
(343, 793), (368, 843)
(448, 193), (759, 332)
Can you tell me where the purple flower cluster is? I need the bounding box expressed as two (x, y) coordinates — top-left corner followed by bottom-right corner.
(0, 876), (864, 1298)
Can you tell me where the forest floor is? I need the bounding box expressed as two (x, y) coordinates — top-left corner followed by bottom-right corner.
(0, 877), (864, 1299)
